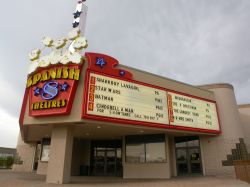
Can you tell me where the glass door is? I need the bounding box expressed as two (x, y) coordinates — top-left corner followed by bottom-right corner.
(91, 140), (122, 176)
(189, 148), (201, 174)
(93, 148), (118, 176)
(175, 136), (202, 175)
(94, 148), (105, 175)
(176, 148), (188, 174)
(106, 149), (116, 176)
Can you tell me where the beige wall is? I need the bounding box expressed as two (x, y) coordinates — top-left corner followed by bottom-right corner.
(123, 134), (171, 179)
(238, 105), (250, 151)
(199, 85), (245, 176)
(37, 161), (48, 175)
(123, 163), (170, 179)
(120, 65), (215, 101)
(12, 133), (36, 172)
(71, 139), (90, 176)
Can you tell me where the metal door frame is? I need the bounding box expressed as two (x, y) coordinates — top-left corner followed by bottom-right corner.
(175, 137), (203, 176)
(93, 148), (117, 176)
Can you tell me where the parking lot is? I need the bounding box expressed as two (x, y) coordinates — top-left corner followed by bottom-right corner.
(0, 170), (249, 187)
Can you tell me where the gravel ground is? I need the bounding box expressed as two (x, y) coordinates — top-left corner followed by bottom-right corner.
(0, 170), (249, 187)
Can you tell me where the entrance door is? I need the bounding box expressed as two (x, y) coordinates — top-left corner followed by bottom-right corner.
(176, 148), (188, 174)
(94, 148), (106, 175)
(189, 148), (201, 173)
(91, 140), (122, 176)
(175, 136), (202, 175)
(106, 149), (116, 175)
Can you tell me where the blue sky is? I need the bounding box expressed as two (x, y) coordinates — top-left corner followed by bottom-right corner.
(0, 0), (250, 147)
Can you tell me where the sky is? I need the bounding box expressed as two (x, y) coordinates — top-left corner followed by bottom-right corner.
(0, 0), (250, 148)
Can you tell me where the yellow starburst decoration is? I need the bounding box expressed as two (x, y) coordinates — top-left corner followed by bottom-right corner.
(27, 28), (88, 74)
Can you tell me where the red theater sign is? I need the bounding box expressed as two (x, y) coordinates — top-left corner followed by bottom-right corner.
(27, 64), (81, 117)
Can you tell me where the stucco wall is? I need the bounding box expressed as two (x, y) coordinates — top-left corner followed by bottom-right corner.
(71, 139), (90, 176)
(238, 105), (250, 151)
(12, 133), (36, 172)
(199, 85), (245, 176)
(123, 163), (170, 178)
(37, 161), (48, 175)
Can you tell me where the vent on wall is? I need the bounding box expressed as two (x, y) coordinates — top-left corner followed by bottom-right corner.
(222, 138), (250, 166)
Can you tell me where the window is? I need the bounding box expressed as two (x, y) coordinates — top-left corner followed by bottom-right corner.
(126, 143), (145, 163)
(0, 153), (14, 158)
(146, 142), (166, 163)
(125, 134), (166, 163)
(40, 139), (51, 162)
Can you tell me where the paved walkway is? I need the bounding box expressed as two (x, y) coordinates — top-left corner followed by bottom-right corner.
(0, 170), (249, 187)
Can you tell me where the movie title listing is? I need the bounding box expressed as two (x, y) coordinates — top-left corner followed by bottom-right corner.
(87, 73), (169, 124)
(85, 72), (220, 132)
(168, 92), (219, 131)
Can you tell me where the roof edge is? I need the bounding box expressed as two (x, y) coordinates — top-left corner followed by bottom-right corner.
(198, 83), (234, 90)
(119, 64), (214, 94)
(238, 104), (250, 109)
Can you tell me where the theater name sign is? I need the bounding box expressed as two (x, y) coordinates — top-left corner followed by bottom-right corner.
(25, 28), (88, 117)
(27, 65), (81, 116)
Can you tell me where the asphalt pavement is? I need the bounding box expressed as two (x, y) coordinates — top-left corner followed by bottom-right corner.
(0, 170), (249, 187)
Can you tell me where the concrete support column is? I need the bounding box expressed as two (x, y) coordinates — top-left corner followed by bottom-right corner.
(46, 126), (73, 184)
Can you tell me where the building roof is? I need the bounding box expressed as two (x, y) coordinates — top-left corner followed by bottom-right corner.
(198, 83), (234, 90)
(0, 147), (16, 155)
(238, 104), (250, 109)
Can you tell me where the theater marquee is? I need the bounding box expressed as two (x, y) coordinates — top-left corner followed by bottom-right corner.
(85, 72), (169, 125)
(82, 53), (220, 134)
(167, 92), (220, 131)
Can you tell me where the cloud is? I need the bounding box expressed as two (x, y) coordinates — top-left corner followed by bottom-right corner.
(0, 75), (24, 117)
(0, 0), (250, 147)
(0, 107), (19, 148)
(85, 0), (250, 104)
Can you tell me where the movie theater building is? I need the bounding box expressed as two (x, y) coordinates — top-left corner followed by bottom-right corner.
(13, 52), (250, 184)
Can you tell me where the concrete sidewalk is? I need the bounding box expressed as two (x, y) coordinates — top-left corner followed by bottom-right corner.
(0, 170), (249, 187)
